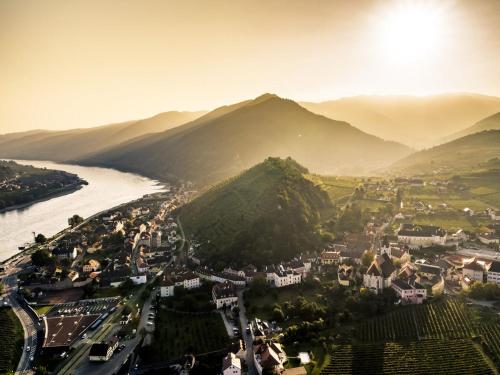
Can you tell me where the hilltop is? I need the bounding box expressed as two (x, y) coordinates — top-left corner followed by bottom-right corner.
(176, 157), (332, 267)
(79, 94), (411, 185)
(388, 129), (500, 175)
(301, 93), (500, 148)
(0, 110), (205, 162)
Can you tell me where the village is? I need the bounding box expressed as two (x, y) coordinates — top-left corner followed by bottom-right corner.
(1, 174), (500, 375)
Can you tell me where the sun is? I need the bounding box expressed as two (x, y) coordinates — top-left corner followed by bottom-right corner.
(375, 3), (447, 65)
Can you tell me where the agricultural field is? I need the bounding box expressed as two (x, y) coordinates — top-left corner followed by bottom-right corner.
(320, 339), (495, 375)
(307, 175), (360, 203)
(150, 309), (230, 360)
(355, 299), (500, 367)
(0, 307), (24, 374)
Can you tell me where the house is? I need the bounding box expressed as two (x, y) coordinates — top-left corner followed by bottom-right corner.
(337, 264), (354, 286)
(212, 281), (238, 309)
(391, 278), (427, 304)
(363, 253), (396, 294)
(89, 337), (119, 362)
(83, 259), (101, 273)
(52, 246), (78, 260)
(254, 342), (285, 375)
(271, 267), (302, 288)
(222, 352), (242, 375)
(320, 251), (340, 265)
(397, 224), (447, 249)
(160, 270), (200, 297)
(478, 233), (500, 245)
(151, 231), (162, 248)
(462, 258), (484, 282)
(488, 208), (500, 221)
(487, 261), (500, 284)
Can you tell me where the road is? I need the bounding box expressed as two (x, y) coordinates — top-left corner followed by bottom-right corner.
(237, 290), (256, 375)
(2, 269), (38, 375)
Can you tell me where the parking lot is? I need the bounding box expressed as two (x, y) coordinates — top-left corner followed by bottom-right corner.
(46, 297), (120, 318)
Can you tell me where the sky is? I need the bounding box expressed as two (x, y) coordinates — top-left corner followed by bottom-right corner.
(1, 0), (500, 134)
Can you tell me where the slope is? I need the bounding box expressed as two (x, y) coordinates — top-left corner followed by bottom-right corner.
(0, 110), (205, 162)
(301, 93), (500, 148)
(176, 157), (332, 267)
(389, 130), (500, 175)
(80, 93), (411, 185)
(447, 112), (500, 141)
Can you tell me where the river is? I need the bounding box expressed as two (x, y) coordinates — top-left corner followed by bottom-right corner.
(0, 160), (165, 261)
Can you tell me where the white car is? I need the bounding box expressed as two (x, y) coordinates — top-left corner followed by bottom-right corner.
(26, 346), (31, 352)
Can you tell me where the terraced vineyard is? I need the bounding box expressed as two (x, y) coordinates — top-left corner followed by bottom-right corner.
(321, 339), (495, 375)
(0, 307), (24, 374)
(356, 299), (500, 367)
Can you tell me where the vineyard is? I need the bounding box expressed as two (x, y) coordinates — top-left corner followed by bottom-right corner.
(356, 299), (500, 367)
(151, 309), (230, 360)
(320, 339), (495, 375)
(0, 307), (24, 374)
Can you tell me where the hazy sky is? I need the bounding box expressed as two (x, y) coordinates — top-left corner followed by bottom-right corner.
(2, 0), (500, 133)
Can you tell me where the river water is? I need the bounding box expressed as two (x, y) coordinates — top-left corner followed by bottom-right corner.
(0, 160), (165, 261)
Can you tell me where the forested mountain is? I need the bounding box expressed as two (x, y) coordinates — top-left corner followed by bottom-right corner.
(389, 130), (500, 175)
(79, 94), (411, 185)
(446, 112), (500, 141)
(176, 157), (332, 267)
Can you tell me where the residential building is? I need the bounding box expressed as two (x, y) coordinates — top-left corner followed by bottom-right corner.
(52, 246), (78, 260)
(83, 259), (101, 273)
(212, 281), (238, 309)
(462, 258), (485, 282)
(487, 261), (500, 284)
(160, 270), (200, 297)
(253, 342), (285, 375)
(222, 352), (242, 375)
(320, 251), (340, 265)
(337, 264), (354, 286)
(272, 269), (301, 288)
(391, 278), (427, 304)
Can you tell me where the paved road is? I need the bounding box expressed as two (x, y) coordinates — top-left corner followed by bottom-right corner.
(2, 271), (38, 375)
(237, 290), (256, 375)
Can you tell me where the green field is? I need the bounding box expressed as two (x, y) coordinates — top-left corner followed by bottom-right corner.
(320, 339), (495, 375)
(150, 309), (230, 360)
(33, 305), (53, 316)
(307, 175), (360, 203)
(0, 307), (24, 374)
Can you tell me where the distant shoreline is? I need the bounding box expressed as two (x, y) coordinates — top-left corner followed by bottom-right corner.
(0, 182), (85, 214)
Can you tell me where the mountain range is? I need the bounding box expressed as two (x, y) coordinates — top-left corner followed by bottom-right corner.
(77, 94), (411, 185)
(176, 157), (331, 267)
(0, 111), (205, 161)
(446, 112), (500, 141)
(300, 93), (500, 148)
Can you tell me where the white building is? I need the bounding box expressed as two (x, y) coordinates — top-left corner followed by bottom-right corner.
(151, 231), (162, 248)
(212, 281), (238, 309)
(462, 259), (484, 282)
(222, 352), (242, 375)
(487, 261), (500, 284)
(159, 271), (200, 297)
(391, 278), (427, 304)
(129, 274), (147, 285)
(272, 269), (302, 288)
(397, 224), (447, 249)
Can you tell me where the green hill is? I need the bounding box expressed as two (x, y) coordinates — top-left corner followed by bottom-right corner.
(447, 112), (500, 141)
(79, 94), (411, 185)
(301, 93), (500, 148)
(0, 110), (205, 161)
(389, 129), (500, 175)
(176, 157), (332, 267)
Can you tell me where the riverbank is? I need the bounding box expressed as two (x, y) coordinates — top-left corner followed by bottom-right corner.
(0, 181), (86, 214)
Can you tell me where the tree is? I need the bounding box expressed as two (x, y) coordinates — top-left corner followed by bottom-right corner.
(272, 306), (285, 322)
(31, 249), (53, 268)
(361, 250), (375, 267)
(34, 233), (46, 244)
(68, 214), (84, 227)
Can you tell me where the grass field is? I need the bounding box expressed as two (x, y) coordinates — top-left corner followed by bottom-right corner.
(151, 309), (230, 360)
(33, 305), (53, 316)
(320, 339), (495, 375)
(307, 175), (360, 203)
(0, 307), (24, 374)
